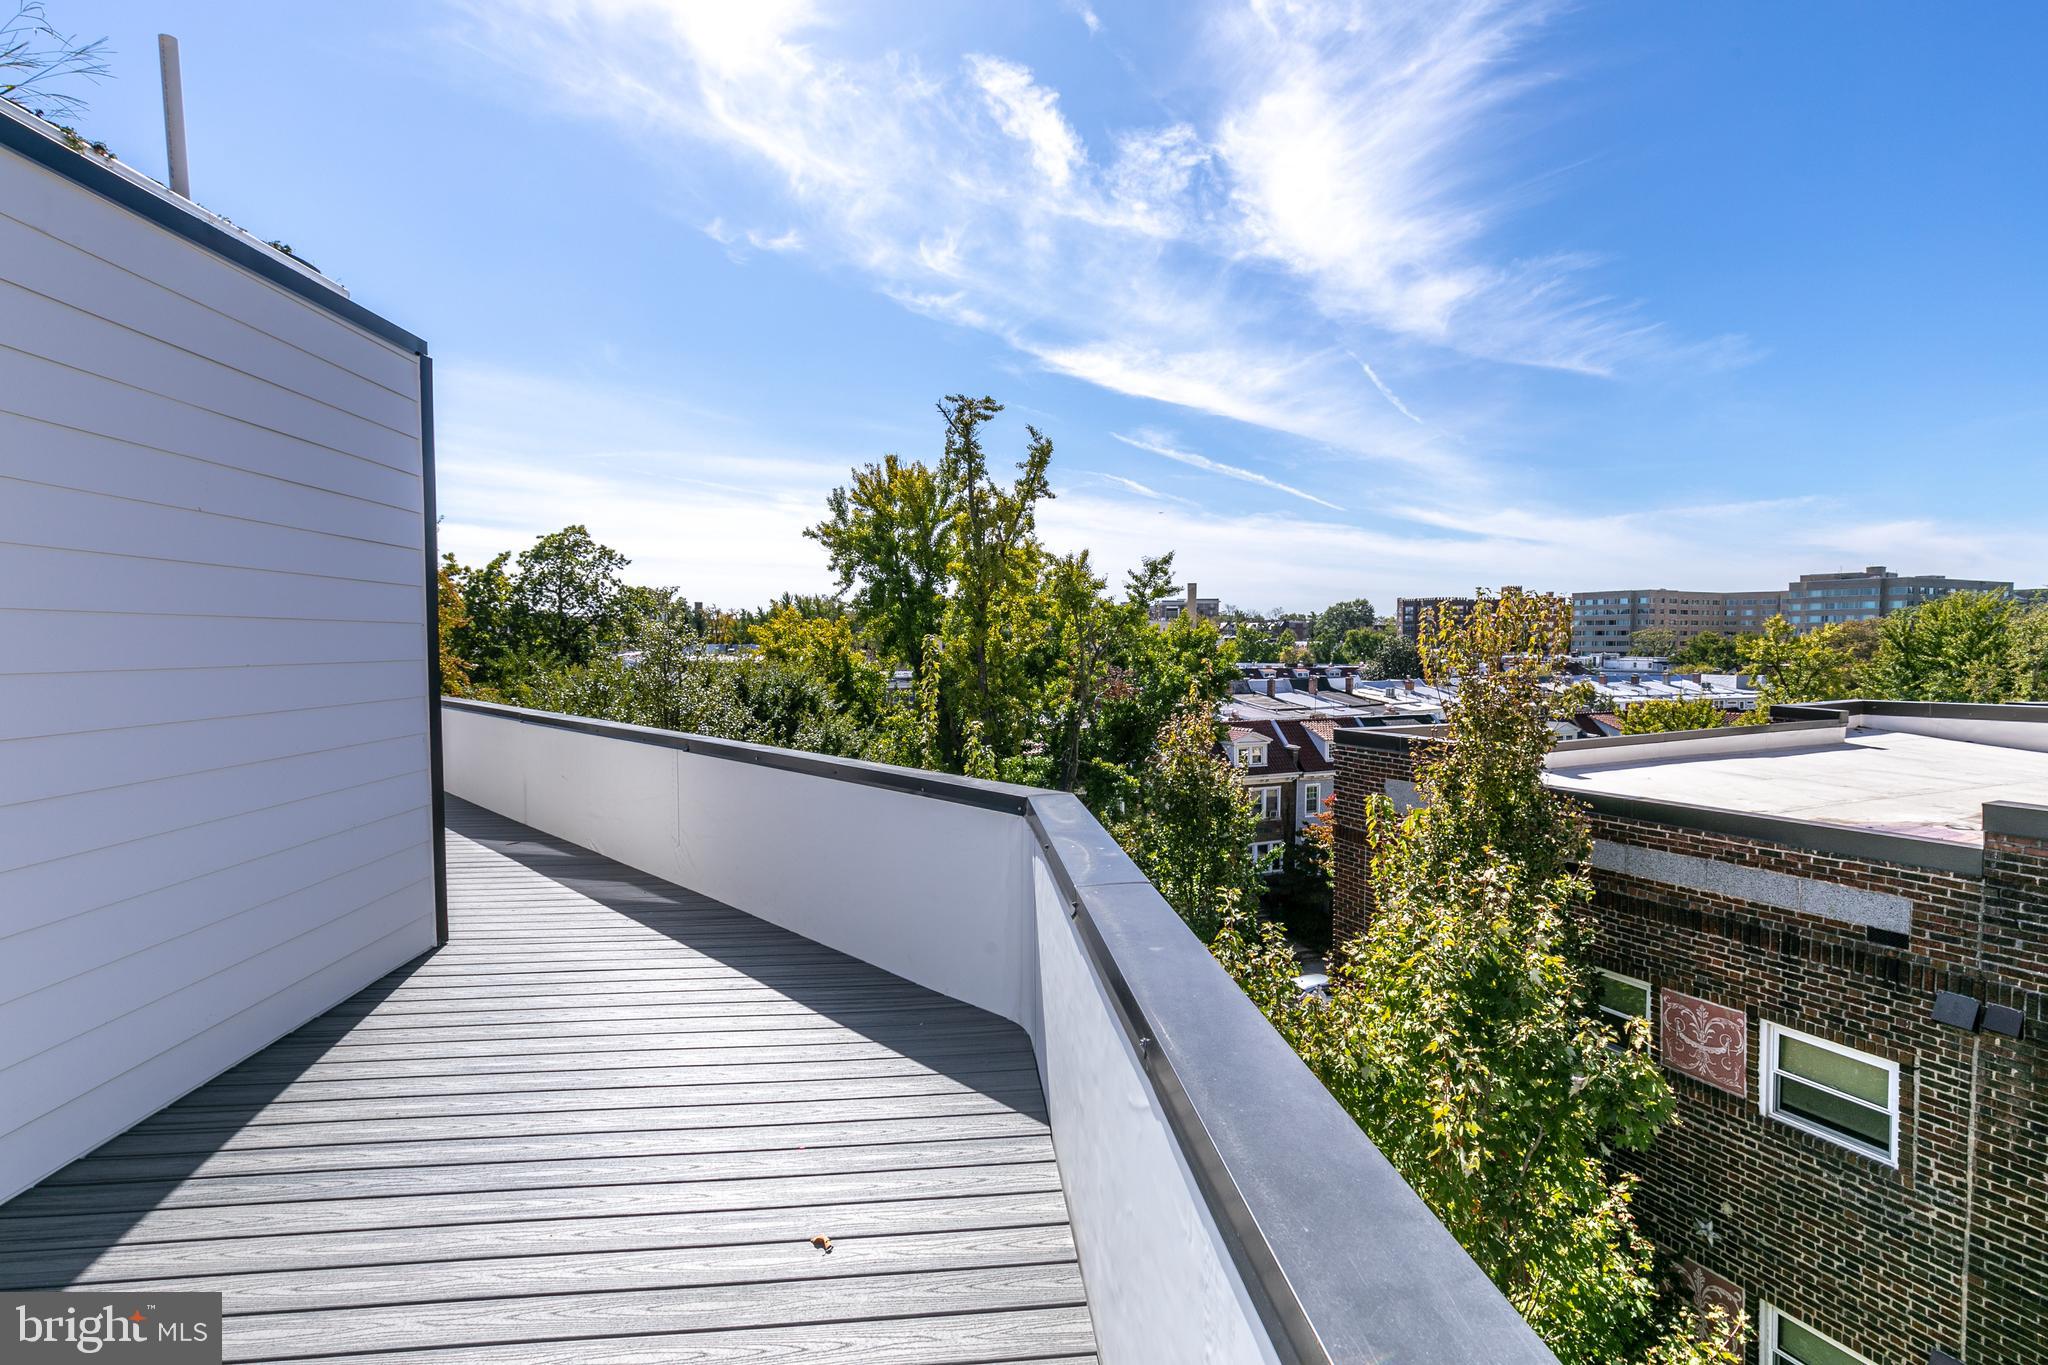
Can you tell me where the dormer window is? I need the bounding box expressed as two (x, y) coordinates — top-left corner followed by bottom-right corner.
(1236, 741), (1268, 767)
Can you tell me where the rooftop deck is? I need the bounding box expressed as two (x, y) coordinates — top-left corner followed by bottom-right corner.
(0, 799), (1095, 1363)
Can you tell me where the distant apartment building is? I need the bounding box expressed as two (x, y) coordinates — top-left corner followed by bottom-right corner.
(1396, 593), (1512, 641)
(1149, 581), (1221, 627)
(1779, 566), (2012, 630)
(1570, 589), (1769, 654)
(1574, 567), (2018, 652)
(1333, 702), (2048, 1365)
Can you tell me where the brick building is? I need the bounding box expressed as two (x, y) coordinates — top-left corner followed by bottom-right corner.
(1332, 702), (2047, 1365)
(1396, 594), (1481, 641)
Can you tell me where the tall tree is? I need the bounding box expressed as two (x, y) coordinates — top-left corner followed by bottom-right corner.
(1213, 589), (1738, 1365)
(935, 395), (1055, 763)
(512, 525), (633, 665)
(806, 453), (956, 678)
(1045, 551), (1113, 792)
(1311, 598), (1377, 661)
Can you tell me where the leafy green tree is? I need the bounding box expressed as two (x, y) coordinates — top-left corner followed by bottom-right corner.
(1377, 631), (1423, 679)
(1829, 616), (1884, 668)
(806, 453), (955, 679)
(1618, 697), (1725, 733)
(1113, 691), (1265, 943)
(2011, 605), (2048, 701)
(749, 605), (887, 723)
(933, 395), (1055, 765)
(1043, 551), (1115, 792)
(1629, 627), (1680, 657)
(442, 550), (520, 693)
(435, 560), (473, 697)
(1213, 589), (1739, 1364)
(1669, 632), (1739, 672)
(528, 614), (873, 757)
(1864, 590), (2018, 702)
(1230, 622), (1288, 663)
(512, 525), (634, 664)
(1311, 598), (1376, 662)
(1735, 616), (1859, 720)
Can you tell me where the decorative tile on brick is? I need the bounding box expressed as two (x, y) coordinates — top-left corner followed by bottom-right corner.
(1677, 1260), (1745, 1340)
(1660, 989), (1747, 1096)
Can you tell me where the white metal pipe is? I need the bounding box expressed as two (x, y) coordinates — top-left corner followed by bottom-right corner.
(157, 34), (190, 198)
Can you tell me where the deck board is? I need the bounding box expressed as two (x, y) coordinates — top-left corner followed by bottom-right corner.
(0, 798), (1095, 1362)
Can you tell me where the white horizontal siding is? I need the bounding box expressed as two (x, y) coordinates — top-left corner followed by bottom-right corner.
(0, 414), (424, 546)
(0, 479), (422, 584)
(0, 136), (436, 1203)
(0, 349), (421, 508)
(0, 774), (428, 939)
(0, 661), (424, 740)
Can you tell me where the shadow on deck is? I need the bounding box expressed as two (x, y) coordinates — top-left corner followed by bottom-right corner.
(0, 798), (1095, 1363)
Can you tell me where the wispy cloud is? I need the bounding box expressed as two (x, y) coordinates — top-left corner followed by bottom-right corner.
(1354, 354), (1424, 424)
(451, 0), (1726, 481)
(1077, 469), (1199, 506)
(1114, 431), (1344, 511)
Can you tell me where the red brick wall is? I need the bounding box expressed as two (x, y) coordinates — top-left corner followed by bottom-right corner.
(1594, 818), (2045, 1365)
(1329, 737), (1420, 947)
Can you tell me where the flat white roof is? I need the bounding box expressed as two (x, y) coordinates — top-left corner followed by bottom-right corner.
(1545, 728), (2048, 844)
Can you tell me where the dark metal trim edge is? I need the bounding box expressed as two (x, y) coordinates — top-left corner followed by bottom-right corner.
(420, 357), (448, 945)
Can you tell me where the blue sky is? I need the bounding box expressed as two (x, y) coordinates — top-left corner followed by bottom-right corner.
(57, 1), (2048, 611)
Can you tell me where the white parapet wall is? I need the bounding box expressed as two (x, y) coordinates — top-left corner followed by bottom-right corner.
(0, 106), (439, 1204)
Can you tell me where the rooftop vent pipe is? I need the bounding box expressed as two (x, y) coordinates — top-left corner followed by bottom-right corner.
(157, 35), (190, 198)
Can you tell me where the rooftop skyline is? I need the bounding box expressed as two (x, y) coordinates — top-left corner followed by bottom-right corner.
(68, 0), (2048, 609)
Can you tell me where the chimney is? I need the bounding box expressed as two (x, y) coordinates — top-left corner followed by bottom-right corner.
(1341, 672), (1354, 694)
(1307, 674), (1320, 696)
(1184, 582), (1198, 618)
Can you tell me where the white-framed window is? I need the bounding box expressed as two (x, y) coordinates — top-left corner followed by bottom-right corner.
(1301, 780), (1325, 817)
(1759, 1022), (1899, 1164)
(1251, 786), (1282, 821)
(1759, 1305), (1875, 1365)
(1236, 741), (1268, 767)
(1595, 969), (1652, 1026)
(1249, 840), (1283, 871)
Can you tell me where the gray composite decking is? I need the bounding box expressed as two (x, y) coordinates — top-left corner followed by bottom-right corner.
(0, 798), (1097, 1363)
